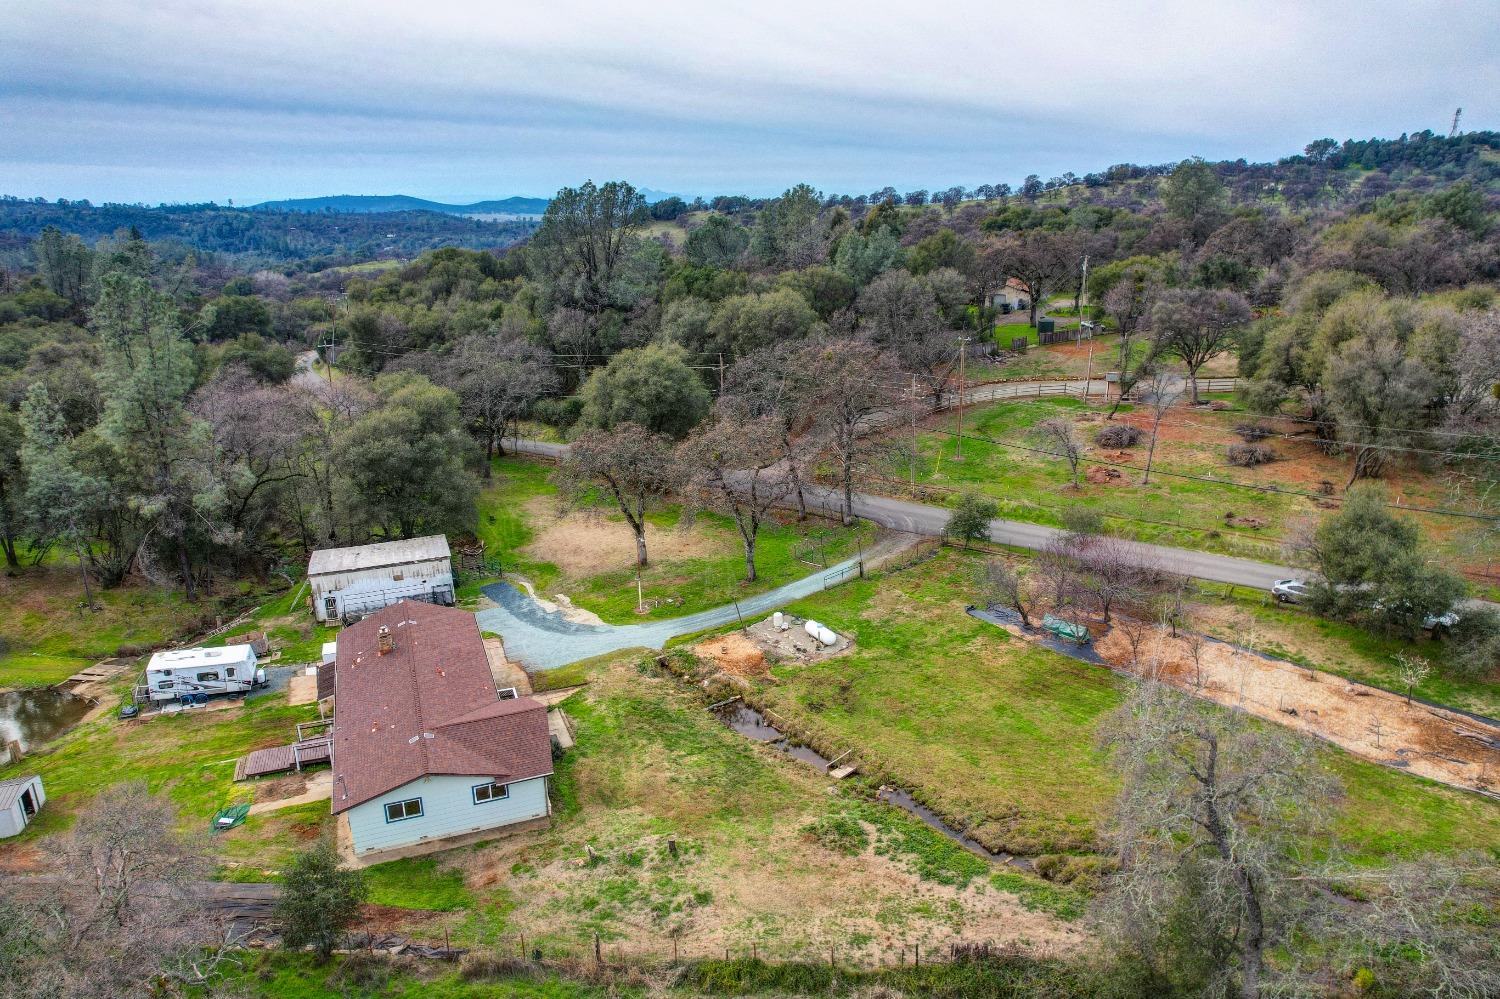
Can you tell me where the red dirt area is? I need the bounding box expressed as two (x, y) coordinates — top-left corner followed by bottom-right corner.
(1085, 466), (1125, 485)
(1095, 622), (1500, 798)
(692, 633), (768, 678)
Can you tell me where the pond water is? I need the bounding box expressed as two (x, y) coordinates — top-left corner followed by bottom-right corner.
(0, 687), (92, 752)
(713, 701), (1033, 871)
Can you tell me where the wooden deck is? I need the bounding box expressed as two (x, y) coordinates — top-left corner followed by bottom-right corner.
(234, 737), (331, 780)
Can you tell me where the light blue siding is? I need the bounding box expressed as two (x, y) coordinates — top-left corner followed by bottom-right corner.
(346, 774), (549, 854)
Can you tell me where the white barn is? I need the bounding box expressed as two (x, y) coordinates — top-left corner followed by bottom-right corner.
(307, 536), (455, 623)
(0, 774), (45, 838)
(329, 602), (553, 857)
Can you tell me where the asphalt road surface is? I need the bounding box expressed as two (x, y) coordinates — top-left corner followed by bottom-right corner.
(506, 438), (1300, 591)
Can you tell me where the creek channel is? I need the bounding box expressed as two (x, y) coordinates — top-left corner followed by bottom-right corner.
(713, 700), (1033, 872)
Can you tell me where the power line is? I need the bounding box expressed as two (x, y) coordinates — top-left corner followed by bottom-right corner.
(925, 425), (1500, 523)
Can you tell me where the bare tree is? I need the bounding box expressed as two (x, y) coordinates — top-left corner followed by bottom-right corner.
(1392, 652), (1432, 706)
(803, 338), (903, 525)
(1033, 416), (1086, 488)
(557, 424), (677, 567)
(1137, 365), (1184, 485)
(1116, 614), (1154, 671)
(978, 557), (1033, 627)
(1103, 266), (1162, 419)
(447, 334), (558, 465)
(721, 344), (825, 522)
(1184, 631), (1208, 689)
(1099, 681), (1339, 999)
(18, 782), (239, 997)
(1152, 289), (1251, 404)
(678, 415), (794, 582)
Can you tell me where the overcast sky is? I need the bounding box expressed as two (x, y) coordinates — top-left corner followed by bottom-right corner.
(3, 0), (1496, 205)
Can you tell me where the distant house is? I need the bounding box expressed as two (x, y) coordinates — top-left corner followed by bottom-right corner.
(329, 601), (553, 857)
(988, 277), (1032, 312)
(0, 775), (45, 839)
(307, 536), (455, 623)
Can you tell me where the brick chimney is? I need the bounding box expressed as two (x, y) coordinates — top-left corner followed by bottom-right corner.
(377, 625), (393, 656)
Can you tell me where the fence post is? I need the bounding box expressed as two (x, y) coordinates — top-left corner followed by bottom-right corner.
(915, 941), (920, 966)
(594, 932), (601, 966)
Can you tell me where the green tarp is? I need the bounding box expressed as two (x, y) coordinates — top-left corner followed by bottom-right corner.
(211, 803), (251, 833)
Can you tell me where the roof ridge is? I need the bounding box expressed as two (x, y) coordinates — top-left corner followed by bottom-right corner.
(410, 610), (434, 773)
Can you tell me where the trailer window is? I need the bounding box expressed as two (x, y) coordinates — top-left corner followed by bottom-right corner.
(472, 782), (509, 804)
(226, 668), (235, 678)
(158, 680), (174, 690)
(196, 672), (220, 682)
(384, 798), (423, 822)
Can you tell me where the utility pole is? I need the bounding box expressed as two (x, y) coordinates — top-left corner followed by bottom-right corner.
(717, 352), (725, 395)
(953, 336), (970, 460)
(909, 373), (919, 487)
(1449, 107), (1463, 138)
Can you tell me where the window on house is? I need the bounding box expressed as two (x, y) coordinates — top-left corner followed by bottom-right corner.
(384, 798), (423, 822)
(196, 672), (220, 682)
(392, 570), (404, 581)
(472, 781), (509, 804)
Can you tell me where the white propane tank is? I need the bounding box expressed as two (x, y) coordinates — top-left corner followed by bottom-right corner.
(772, 612), (785, 630)
(804, 619), (822, 639)
(818, 627), (837, 647)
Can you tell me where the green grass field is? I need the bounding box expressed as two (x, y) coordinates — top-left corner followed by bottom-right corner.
(0, 566), (277, 688)
(0, 690), (321, 841)
(473, 457), (878, 624)
(748, 549), (1500, 864)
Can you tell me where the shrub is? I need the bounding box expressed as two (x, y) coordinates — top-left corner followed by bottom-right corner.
(802, 813), (869, 856)
(1032, 853), (1118, 890)
(1226, 442), (1276, 466)
(1449, 607), (1500, 680)
(1234, 422), (1272, 442)
(1094, 423), (1141, 448)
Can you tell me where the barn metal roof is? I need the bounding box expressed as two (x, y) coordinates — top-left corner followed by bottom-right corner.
(0, 775), (40, 811)
(307, 536), (451, 577)
(329, 601), (552, 814)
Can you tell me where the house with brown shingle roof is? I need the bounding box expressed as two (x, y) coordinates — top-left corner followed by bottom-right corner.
(329, 600), (553, 856)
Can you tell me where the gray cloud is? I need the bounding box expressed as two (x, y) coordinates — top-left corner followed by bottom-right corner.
(3, 0), (1495, 202)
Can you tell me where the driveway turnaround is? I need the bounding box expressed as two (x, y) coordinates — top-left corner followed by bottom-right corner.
(474, 555), (869, 671)
(505, 438), (1300, 591)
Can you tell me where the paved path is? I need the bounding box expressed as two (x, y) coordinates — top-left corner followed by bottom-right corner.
(474, 544), (894, 671)
(506, 438), (1299, 591)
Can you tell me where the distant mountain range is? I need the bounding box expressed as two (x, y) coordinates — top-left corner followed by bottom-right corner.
(250, 194), (552, 216)
(252, 188), (683, 217)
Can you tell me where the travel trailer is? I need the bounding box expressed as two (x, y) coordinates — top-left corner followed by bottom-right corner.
(143, 645), (265, 704)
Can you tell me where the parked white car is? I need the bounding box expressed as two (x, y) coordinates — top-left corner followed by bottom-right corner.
(1271, 579), (1310, 603)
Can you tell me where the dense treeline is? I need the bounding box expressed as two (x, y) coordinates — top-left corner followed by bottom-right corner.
(0, 197), (536, 267)
(0, 132), (1497, 611)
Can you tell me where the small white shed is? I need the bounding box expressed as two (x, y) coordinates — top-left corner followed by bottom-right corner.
(0, 774), (45, 838)
(307, 536), (455, 623)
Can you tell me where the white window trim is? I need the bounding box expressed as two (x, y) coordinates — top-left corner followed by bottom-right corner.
(472, 781), (510, 804)
(384, 797), (424, 823)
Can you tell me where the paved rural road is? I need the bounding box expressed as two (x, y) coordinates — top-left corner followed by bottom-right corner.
(504, 438), (1300, 590)
(474, 541), (900, 671)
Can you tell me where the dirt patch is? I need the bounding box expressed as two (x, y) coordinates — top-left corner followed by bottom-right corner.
(522, 497), (719, 578)
(742, 614), (856, 664)
(692, 633), (767, 678)
(287, 672), (318, 706)
(1085, 466), (1124, 486)
(483, 637), (533, 694)
(1094, 622), (1500, 797)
